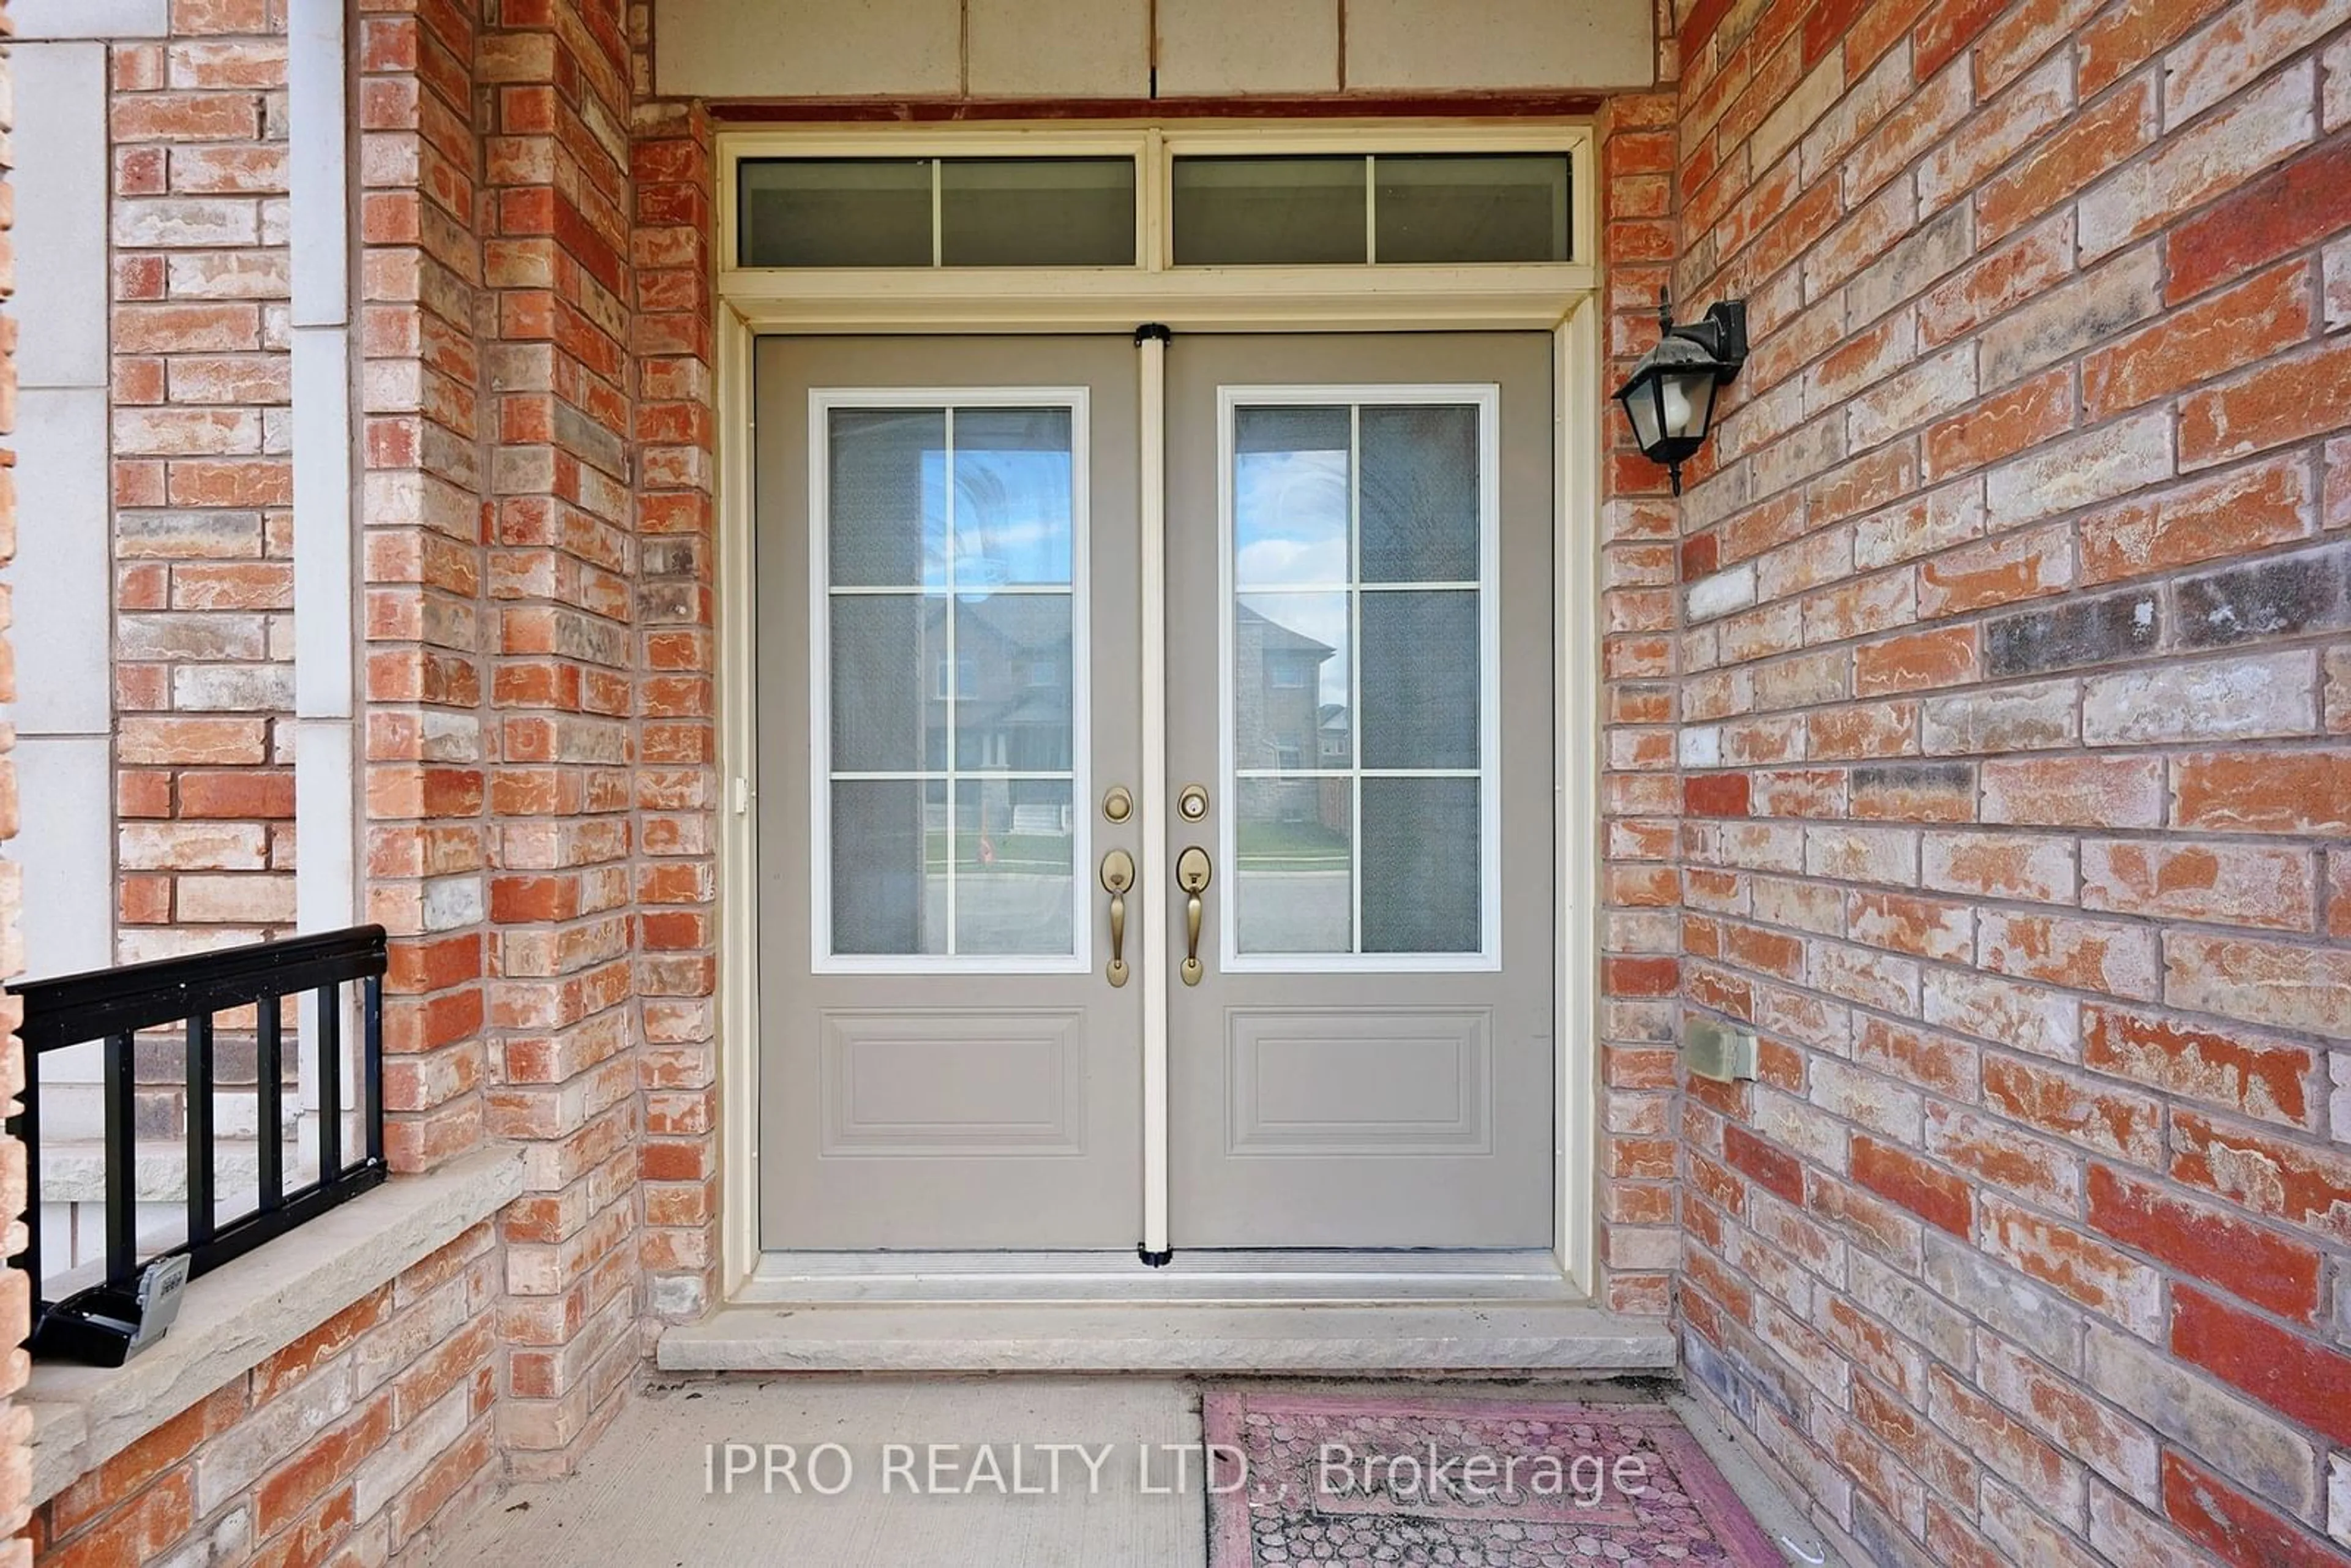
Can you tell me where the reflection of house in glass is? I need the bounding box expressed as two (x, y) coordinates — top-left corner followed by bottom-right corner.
(916, 593), (1076, 839)
(1235, 604), (1349, 834)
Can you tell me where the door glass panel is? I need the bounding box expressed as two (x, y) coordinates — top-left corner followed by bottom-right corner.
(952, 595), (1073, 772)
(828, 408), (948, 588)
(1359, 589), (1478, 770)
(1234, 408), (1351, 587)
(830, 595), (948, 772)
(1360, 777), (1480, 953)
(1234, 592), (1350, 772)
(1234, 778), (1352, 954)
(820, 400), (1082, 964)
(831, 779), (948, 955)
(1360, 405), (1480, 582)
(951, 408), (1076, 587)
(953, 779), (1076, 954)
(1227, 393), (1491, 963)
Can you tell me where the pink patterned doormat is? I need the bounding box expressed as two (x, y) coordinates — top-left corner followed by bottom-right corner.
(1204, 1389), (1785, 1567)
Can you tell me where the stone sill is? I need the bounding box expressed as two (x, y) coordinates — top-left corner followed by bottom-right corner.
(659, 1301), (1681, 1373)
(23, 1146), (527, 1509)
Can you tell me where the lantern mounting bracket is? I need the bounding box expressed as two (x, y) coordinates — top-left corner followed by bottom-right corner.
(1657, 290), (1747, 385)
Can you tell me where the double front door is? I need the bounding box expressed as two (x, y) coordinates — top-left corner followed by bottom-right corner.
(754, 331), (1555, 1258)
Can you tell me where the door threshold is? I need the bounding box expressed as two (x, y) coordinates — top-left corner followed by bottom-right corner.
(658, 1300), (1678, 1375)
(742, 1248), (1578, 1304)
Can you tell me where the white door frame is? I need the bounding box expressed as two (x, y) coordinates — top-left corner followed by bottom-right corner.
(713, 121), (1605, 1300)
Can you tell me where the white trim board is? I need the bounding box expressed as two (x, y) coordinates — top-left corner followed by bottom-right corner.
(712, 119), (1606, 1314)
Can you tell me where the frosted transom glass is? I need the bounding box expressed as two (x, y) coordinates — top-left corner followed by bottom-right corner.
(1172, 157), (1368, 266)
(1172, 152), (1573, 266)
(740, 158), (1138, 268)
(823, 403), (1080, 961)
(1374, 154), (1572, 264)
(1229, 400), (1489, 959)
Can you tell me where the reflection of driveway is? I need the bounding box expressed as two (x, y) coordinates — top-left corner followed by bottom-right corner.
(918, 873), (1074, 953)
(1234, 869), (1351, 952)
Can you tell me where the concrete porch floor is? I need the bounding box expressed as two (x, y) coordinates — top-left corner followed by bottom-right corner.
(426, 1375), (1836, 1567)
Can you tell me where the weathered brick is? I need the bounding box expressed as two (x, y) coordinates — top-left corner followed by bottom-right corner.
(1919, 677), (2077, 754)
(2163, 1450), (2348, 1568)
(2077, 454), (2314, 585)
(2173, 1285), (2351, 1447)
(1978, 244), (2163, 390)
(2174, 1110), (2351, 1244)
(2087, 1323), (2319, 1513)
(2082, 650), (2319, 744)
(1982, 1194), (2164, 1334)
(2080, 838), (2317, 929)
(1981, 755), (2166, 827)
(1925, 1101), (2080, 1206)
(1928, 1363), (2085, 1511)
(1982, 587), (2161, 678)
(2173, 542), (2351, 648)
(2090, 1163), (2322, 1320)
(1979, 908), (2162, 998)
(2173, 748), (2351, 834)
(2166, 931), (2351, 1035)
(2078, 63), (2319, 258)
(2165, 136), (2351, 304)
(1984, 410), (2174, 528)
(1853, 1135), (1973, 1235)
(1986, 1055), (2163, 1165)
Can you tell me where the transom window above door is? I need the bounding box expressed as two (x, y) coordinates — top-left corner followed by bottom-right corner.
(730, 133), (1585, 272)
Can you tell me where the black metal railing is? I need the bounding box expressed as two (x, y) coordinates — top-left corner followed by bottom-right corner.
(5, 926), (389, 1352)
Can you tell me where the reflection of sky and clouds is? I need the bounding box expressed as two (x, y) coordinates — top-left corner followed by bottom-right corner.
(943, 415), (1074, 592)
(1235, 444), (1348, 588)
(1241, 435), (1354, 710)
(1235, 424), (1352, 708)
(831, 407), (1074, 593)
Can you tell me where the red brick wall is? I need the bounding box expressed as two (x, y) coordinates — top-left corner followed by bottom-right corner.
(23, 0), (681, 1550)
(363, 0), (654, 1477)
(110, 0), (298, 961)
(1670, 0), (2351, 1556)
(626, 0), (722, 1323)
(27, 1224), (503, 1567)
(359, 0), (490, 1176)
(1597, 89), (1693, 1316)
(474, 0), (644, 1474)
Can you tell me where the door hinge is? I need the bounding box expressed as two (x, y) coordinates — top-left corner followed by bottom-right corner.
(732, 776), (751, 815)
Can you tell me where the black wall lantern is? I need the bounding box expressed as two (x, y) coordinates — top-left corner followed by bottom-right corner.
(1614, 290), (1750, 495)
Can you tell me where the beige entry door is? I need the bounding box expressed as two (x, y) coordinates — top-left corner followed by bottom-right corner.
(756, 336), (1144, 1249)
(1164, 334), (1557, 1250)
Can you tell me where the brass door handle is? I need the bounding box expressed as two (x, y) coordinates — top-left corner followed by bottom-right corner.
(1101, 849), (1135, 986)
(1176, 846), (1212, 986)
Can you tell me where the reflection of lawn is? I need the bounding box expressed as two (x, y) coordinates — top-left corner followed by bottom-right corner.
(1237, 817), (1349, 871)
(923, 832), (1072, 871)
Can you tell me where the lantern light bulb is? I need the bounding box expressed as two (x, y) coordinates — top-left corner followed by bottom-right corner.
(1662, 378), (1695, 436)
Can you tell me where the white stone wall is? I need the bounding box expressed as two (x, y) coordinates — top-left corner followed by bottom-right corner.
(653, 0), (1657, 98)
